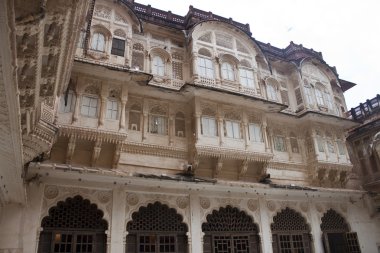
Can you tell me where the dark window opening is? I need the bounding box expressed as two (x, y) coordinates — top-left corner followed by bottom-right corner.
(111, 38), (125, 57)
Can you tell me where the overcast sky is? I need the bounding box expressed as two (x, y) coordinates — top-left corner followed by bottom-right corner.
(135, 0), (380, 109)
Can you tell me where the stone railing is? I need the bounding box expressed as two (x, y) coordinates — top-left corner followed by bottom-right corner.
(348, 94), (380, 121)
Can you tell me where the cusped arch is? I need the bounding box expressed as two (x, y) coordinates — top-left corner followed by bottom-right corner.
(41, 195), (108, 231)
(198, 47), (213, 57)
(300, 58), (338, 86)
(149, 47), (171, 62)
(91, 23), (112, 38)
(271, 207), (310, 232)
(202, 205), (259, 233)
(321, 209), (350, 232)
(265, 77), (280, 88)
(127, 201), (188, 233)
(219, 53), (240, 66)
(190, 21), (269, 69)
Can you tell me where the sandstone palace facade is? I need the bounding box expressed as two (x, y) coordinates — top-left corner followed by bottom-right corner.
(0, 0), (379, 252)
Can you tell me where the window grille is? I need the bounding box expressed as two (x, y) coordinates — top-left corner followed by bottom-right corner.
(132, 51), (144, 71)
(175, 112), (185, 137)
(271, 208), (311, 253)
(295, 88), (303, 106)
(240, 69), (254, 88)
(267, 84), (277, 101)
(126, 202), (187, 253)
(274, 136), (286, 152)
(106, 100), (118, 120)
(111, 38), (125, 56)
(321, 209), (349, 232)
(221, 62), (234, 81)
(81, 96), (98, 117)
(38, 195), (107, 253)
(249, 123), (263, 142)
(202, 206), (260, 253)
(172, 62), (183, 80)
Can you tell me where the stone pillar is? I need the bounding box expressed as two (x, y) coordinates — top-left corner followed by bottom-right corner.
(169, 113), (174, 146)
(189, 193), (203, 253)
(286, 137), (293, 161)
(110, 187), (126, 253)
(195, 114), (201, 142)
(142, 112), (148, 141)
(309, 202), (323, 253)
(192, 54), (199, 78)
(218, 116), (224, 146)
(22, 183), (45, 253)
(258, 197), (273, 253)
(119, 100), (127, 130)
(99, 96), (107, 127)
(262, 117), (270, 152)
(73, 91), (82, 123)
(243, 112), (250, 148)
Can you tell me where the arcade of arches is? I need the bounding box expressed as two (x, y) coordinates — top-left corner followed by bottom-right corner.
(36, 195), (362, 253)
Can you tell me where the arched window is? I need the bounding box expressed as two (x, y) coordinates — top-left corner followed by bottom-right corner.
(249, 121), (263, 143)
(37, 195), (107, 253)
(274, 134), (286, 152)
(201, 108), (217, 137)
(129, 104), (141, 131)
(315, 87), (324, 106)
(91, 32), (105, 52)
(81, 95), (99, 118)
(198, 48), (214, 79)
(152, 56), (165, 76)
(149, 106), (167, 135)
(266, 79), (278, 101)
(316, 130), (325, 153)
(290, 132), (299, 153)
(202, 206), (261, 253)
(126, 202), (188, 253)
(132, 43), (145, 71)
(221, 62), (234, 81)
(106, 99), (118, 120)
(321, 209), (361, 253)
(240, 69), (255, 88)
(59, 90), (75, 113)
(271, 208), (312, 253)
(224, 112), (241, 139)
(175, 112), (186, 137)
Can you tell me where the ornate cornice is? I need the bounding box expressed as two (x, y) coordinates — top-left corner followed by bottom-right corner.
(58, 125), (127, 144)
(123, 141), (187, 159)
(195, 144), (273, 162)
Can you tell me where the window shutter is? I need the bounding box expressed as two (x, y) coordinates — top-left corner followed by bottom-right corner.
(281, 89), (289, 105)
(272, 234), (278, 253)
(126, 234), (136, 253)
(37, 231), (52, 253)
(94, 233), (107, 253)
(295, 88), (303, 105)
(203, 235), (212, 253)
(346, 232), (361, 253)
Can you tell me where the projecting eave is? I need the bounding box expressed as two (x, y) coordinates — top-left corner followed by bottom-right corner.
(73, 58), (153, 85)
(339, 79), (357, 92)
(297, 110), (359, 130)
(183, 83), (288, 113)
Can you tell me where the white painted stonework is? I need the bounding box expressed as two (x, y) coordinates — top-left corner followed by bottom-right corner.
(0, 0), (379, 252)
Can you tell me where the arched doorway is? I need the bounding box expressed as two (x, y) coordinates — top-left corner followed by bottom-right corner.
(202, 205), (261, 253)
(321, 209), (361, 253)
(126, 202), (188, 253)
(271, 207), (312, 253)
(38, 195), (108, 253)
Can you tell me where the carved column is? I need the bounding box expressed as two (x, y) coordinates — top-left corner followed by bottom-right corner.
(286, 136), (293, 161)
(113, 143), (121, 169)
(311, 129), (320, 159)
(299, 137), (306, 162)
(98, 96), (107, 127)
(192, 53), (199, 78)
(195, 113), (201, 142)
(262, 117), (270, 152)
(169, 113), (174, 146)
(243, 113), (250, 148)
(73, 92), (82, 123)
(66, 135), (76, 164)
(92, 139), (102, 167)
(119, 100), (127, 130)
(218, 117), (224, 146)
(214, 58), (221, 85)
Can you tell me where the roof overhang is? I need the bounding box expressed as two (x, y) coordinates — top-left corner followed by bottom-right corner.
(296, 110), (360, 130)
(339, 79), (357, 92)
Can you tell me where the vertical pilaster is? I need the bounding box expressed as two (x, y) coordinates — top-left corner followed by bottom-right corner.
(309, 202), (323, 253)
(119, 100), (127, 130)
(110, 187), (126, 253)
(258, 197), (273, 253)
(73, 92), (82, 123)
(189, 193), (203, 253)
(262, 116), (270, 152)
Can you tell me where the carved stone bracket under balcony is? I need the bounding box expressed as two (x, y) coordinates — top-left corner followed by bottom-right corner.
(308, 161), (352, 188)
